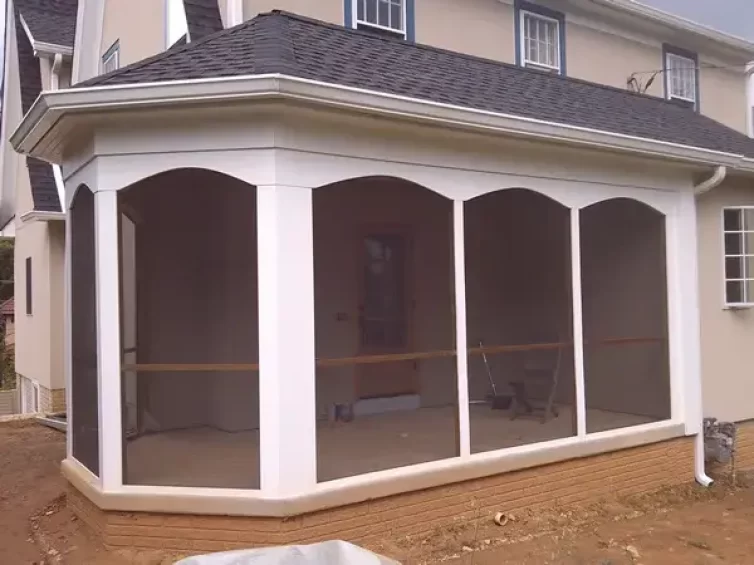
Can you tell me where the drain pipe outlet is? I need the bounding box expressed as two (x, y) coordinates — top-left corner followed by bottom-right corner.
(694, 165), (727, 196)
(695, 432), (713, 487)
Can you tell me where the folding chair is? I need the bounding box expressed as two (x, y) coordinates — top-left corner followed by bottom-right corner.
(509, 336), (563, 423)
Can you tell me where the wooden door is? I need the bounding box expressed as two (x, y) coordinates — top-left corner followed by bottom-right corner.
(357, 231), (417, 399)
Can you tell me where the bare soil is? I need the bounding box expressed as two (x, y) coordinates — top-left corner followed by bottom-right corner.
(2, 420), (754, 564)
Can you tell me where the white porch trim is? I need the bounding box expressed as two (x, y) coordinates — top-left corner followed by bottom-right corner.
(94, 190), (123, 489)
(570, 208), (587, 437)
(257, 184), (317, 496)
(453, 201), (471, 457)
(13, 75), (754, 174)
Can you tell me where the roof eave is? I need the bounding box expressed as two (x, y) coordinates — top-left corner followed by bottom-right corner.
(12, 74), (754, 173)
(575, 0), (754, 56)
(18, 14), (74, 60)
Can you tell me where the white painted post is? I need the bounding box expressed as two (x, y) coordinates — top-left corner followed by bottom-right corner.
(570, 208), (587, 437)
(257, 185), (317, 495)
(94, 190), (122, 490)
(453, 201), (471, 457)
(667, 193), (701, 434)
(746, 62), (754, 138)
(64, 202), (73, 459)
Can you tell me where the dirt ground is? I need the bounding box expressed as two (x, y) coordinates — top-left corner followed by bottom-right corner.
(2, 420), (754, 564)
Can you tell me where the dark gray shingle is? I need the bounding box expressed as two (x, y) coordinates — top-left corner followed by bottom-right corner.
(14, 1), (72, 211)
(16, 0), (78, 48)
(79, 10), (754, 158)
(184, 0), (224, 41)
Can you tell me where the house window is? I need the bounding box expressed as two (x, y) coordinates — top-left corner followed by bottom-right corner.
(664, 47), (698, 106)
(102, 40), (120, 74)
(723, 207), (754, 306)
(350, 0), (413, 39)
(515, 1), (565, 74)
(25, 257), (31, 315)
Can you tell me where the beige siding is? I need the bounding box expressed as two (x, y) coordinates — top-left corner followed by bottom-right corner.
(697, 177), (754, 423)
(243, 0), (342, 24)
(566, 20), (664, 98)
(101, 0), (166, 69)
(14, 221), (53, 391)
(415, 0), (514, 61)
(699, 64), (748, 133)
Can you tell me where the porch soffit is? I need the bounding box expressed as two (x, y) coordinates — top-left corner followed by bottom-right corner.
(12, 12), (754, 177)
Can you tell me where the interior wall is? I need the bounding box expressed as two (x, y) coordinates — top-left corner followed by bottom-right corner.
(313, 177), (455, 415)
(580, 199), (670, 420)
(464, 189), (574, 405)
(121, 169), (258, 434)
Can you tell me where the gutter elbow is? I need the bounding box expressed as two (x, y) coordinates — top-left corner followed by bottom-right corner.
(695, 431), (714, 487)
(694, 165), (727, 196)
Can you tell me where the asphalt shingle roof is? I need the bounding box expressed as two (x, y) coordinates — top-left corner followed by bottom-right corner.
(80, 10), (754, 158)
(184, 0), (224, 41)
(13, 1), (75, 212)
(16, 0), (78, 48)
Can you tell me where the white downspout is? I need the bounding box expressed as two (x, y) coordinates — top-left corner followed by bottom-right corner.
(50, 54), (66, 210)
(746, 62), (754, 138)
(691, 165), (726, 487)
(693, 165), (726, 196)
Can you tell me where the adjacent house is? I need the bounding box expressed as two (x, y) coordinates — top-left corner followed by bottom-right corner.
(6, 0), (754, 555)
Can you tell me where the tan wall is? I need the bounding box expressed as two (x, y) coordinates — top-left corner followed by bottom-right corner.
(244, 0), (342, 24)
(566, 20), (664, 98)
(15, 221), (53, 390)
(48, 222), (66, 391)
(415, 0), (514, 61)
(102, 0), (166, 69)
(697, 178), (754, 423)
(70, 436), (693, 554)
(699, 63), (748, 133)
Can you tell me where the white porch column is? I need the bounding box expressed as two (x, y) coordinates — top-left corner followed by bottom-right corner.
(666, 193), (700, 433)
(453, 201), (471, 456)
(94, 190), (122, 489)
(257, 185), (317, 496)
(570, 208), (587, 437)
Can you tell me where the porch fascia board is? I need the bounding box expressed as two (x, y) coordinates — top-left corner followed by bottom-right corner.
(13, 74), (754, 173)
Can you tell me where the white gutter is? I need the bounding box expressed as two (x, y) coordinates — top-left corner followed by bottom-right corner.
(585, 0), (754, 55)
(11, 74), (754, 173)
(747, 62), (754, 139)
(693, 166), (727, 195)
(49, 54), (66, 211)
(20, 210), (65, 223)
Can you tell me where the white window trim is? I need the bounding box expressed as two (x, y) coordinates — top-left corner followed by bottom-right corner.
(665, 52), (697, 104)
(722, 206), (754, 309)
(352, 0), (407, 38)
(102, 42), (120, 74)
(519, 9), (562, 73)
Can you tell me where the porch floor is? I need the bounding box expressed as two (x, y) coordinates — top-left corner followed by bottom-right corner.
(124, 405), (656, 488)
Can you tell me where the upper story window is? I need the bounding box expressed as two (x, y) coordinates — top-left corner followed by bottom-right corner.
(348, 0), (415, 40)
(723, 207), (754, 307)
(515, 1), (566, 75)
(355, 0), (405, 35)
(664, 46), (698, 107)
(102, 40), (120, 74)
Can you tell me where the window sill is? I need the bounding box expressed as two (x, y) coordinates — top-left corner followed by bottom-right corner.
(723, 303), (754, 310)
(355, 22), (406, 39)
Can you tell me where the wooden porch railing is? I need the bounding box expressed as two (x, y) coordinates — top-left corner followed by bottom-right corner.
(121, 336), (664, 373)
